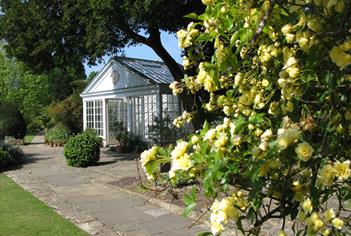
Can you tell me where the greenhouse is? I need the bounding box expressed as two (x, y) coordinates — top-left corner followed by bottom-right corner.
(81, 57), (182, 146)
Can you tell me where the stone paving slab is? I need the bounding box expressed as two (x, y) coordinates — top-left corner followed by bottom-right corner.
(4, 140), (210, 236)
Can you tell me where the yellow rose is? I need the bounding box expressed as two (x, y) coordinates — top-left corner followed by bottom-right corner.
(285, 33), (295, 43)
(318, 164), (335, 187)
(210, 220), (224, 235)
(333, 160), (350, 181)
(168, 170), (175, 179)
(322, 229), (331, 236)
(176, 29), (192, 48)
(214, 133), (228, 148)
(302, 198), (313, 213)
(278, 230), (287, 236)
(204, 76), (217, 92)
(232, 135), (242, 146)
(170, 153), (192, 176)
(313, 218), (324, 231)
(261, 79), (269, 87)
(140, 146), (157, 166)
(277, 128), (300, 150)
(281, 24), (294, 35)
(331, 217), (344, 230)
(176, 153), (192, 170)
(191, 135), (199, 144)
(323, 208), (335, 222)
(295, 142), (314, 161)
(204, 129), (216, 141)
(330, 46), (351, 69)
(341, 39), (351, 51)
(171, 141), (188, 159)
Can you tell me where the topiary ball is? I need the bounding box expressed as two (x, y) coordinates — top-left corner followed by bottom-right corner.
(64, 132), (101, 167)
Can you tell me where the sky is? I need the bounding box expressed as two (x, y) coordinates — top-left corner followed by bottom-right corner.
(84, 32), (183, 76)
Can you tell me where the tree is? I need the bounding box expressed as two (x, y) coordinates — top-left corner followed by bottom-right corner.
(140, 0), (351, 235)
(45, 79), (88, 134)
(0, 44), (50, 124)
(0, 0), (203, 81)
(0, 99), (27, 140)
(0, 0), (206, 127)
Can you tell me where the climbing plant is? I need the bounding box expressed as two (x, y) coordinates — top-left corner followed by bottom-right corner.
(140, 0), (351, 235)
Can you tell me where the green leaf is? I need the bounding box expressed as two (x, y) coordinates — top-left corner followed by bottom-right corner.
(196, 32), (216, 42)
(196, 232), (212, 236)
(184, 12), (199, 19)
(182, 203), (197, 218)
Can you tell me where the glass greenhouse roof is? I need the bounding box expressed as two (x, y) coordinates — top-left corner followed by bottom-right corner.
(114, 57), (176, 84)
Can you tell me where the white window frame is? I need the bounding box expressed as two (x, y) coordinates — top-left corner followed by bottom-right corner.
(85, 100), (104, 136)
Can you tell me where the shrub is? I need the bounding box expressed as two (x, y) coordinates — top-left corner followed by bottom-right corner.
(0, 99), (27, 140)
(124, 134), (148, 153)
(110, 121), (129, 146)
(45, 125), (69, 146)
(64, 131), (101, 167)
(4, 137), (24, 146)
(45, 95), (83, 134)
(0, 142), (24, 169)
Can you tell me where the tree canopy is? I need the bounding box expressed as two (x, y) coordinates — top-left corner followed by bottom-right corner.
(0, 0), (204, 81)
(0, 44), (50, 123)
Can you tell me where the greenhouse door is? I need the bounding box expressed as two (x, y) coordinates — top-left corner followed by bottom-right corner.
(107, 99), (127, 145)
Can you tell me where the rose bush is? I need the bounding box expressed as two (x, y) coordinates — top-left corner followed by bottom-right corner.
(141, 0), (351, 235)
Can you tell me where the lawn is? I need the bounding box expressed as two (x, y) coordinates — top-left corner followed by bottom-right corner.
(23, 135), (35, 144)
(0, 174), (88, 236)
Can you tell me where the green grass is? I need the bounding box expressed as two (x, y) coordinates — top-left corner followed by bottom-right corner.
(0, 174), (88, 236)
(23, 135), (35, 144)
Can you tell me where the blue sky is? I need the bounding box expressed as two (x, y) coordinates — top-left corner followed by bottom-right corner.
(84, 32), (183, 76)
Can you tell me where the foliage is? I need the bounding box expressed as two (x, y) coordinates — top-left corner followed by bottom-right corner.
(0, 142), (24, 169)
(0, 174), (88, 236)
(148, 116), (179, 145)
(23, 135), (35, 144)
(45, 125), (69, 146)
(124, 134), (148, 153)
(45, 79), (87, 134)
(0, 0), (204, 82)
(140, 1), (351, 235)
(0, 44), (51, 123)
(4, 137), (24, 146)
(64, 130), (101, 167)
(87, 71), (98, 83)
(0, 99), (27, 140)
(110, 121), (129, 147)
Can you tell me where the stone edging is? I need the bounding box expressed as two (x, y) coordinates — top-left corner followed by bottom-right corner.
(4, 170), (122, 236)
(89, 168), (211, 226)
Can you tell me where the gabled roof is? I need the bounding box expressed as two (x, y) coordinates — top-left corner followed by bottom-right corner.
(114, 57), (175, 84)
(81, 57), (176, 96)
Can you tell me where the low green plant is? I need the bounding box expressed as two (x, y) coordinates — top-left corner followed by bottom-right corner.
(45, 125), (68, 146)
(124, 134), (148, 153)
(0, 142), (24, 169)
(64, 130), (101, 167)
(4, 137), (24, 146)
(148, 116), (178, 145)
(110, 121), (129, 146)
(0, 99), (27, 140)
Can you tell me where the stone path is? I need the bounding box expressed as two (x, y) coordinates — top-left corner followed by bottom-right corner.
(4, 136), (209, 236)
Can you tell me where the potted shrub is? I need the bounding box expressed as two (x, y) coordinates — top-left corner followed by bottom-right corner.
(111, 121), (129, 153)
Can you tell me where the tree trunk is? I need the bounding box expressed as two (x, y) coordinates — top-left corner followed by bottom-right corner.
(123, 25), (204, 130)
(148, 30), (205, 130)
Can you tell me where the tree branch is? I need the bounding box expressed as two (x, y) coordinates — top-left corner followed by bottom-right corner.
(251, 0), (275, 44)
(120, 21), (149, 46)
